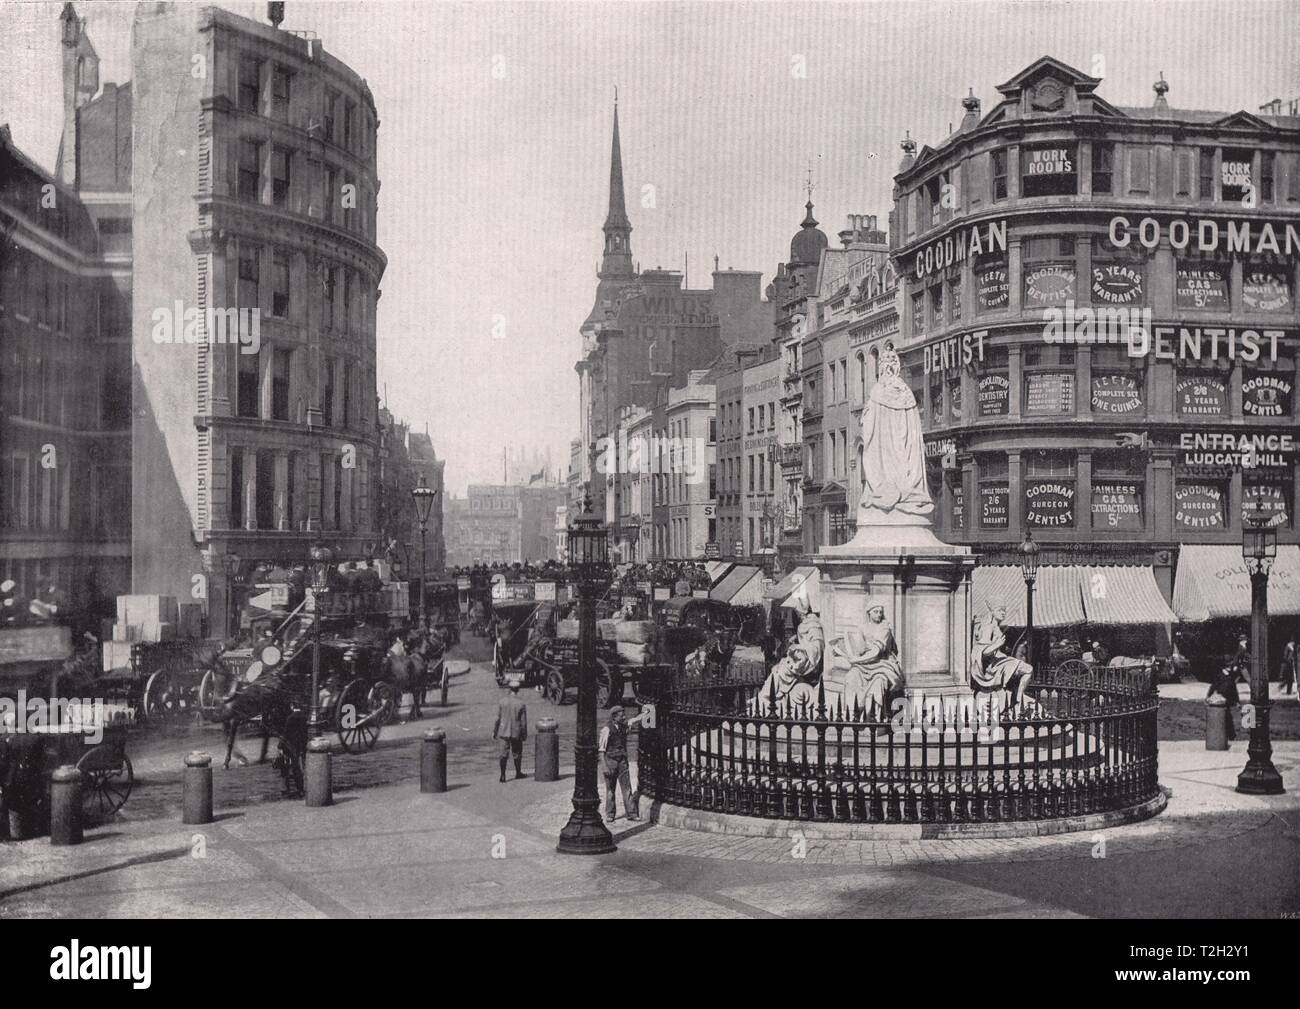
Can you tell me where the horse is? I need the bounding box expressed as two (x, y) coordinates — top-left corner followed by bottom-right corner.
(216, 672), (306, 797)
(380, 631), (432, 720)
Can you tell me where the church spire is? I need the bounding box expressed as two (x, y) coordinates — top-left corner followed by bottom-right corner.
(600, 91), (634, 278)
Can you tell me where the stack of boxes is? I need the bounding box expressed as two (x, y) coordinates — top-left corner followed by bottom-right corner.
(101, 595), (206, 672)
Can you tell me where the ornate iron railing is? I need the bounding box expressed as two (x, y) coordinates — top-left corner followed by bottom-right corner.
(637, 664), (1160, 824)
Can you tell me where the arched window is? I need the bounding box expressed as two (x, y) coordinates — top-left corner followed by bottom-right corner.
(856, 351), (867, 403)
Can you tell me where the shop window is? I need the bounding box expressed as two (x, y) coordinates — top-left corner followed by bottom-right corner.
(1176, 363), (1230, 418)
(1091, 142), (1114, 194)
(1024, 450), (1076, 529)
(1175, 260), (1230, 311)
(1174, 476), (1228, 531)
(1220, 148), (1253, 203)
(1242, 353), (1295, 419)
(1021, 144), (1077, 198)
(1092, 451), (1144, 531)
(1242, 266), (1292, 314)
(977, 454), (1008, 529)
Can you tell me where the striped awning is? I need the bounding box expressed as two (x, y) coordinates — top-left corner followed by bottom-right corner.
(704, 560), (735, 587)
(1173, 545), (1300, 622)
(710, 565), (764, 606)
(765, 565), (817, 602)
(1076, 566), (1178, 626)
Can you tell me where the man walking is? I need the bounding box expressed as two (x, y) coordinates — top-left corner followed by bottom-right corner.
(493, 676), (528, 782)
(598, 706), (647, 821)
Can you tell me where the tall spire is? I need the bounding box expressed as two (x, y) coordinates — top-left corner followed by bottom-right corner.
(600, 90), (633, 277)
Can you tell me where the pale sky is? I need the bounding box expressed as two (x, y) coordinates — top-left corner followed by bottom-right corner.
(2, 0), (1297, 494)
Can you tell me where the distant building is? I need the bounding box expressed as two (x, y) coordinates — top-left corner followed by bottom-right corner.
(443, 480), (565, 566)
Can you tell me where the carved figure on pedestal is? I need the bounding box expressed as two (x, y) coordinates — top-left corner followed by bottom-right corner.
(834, 602), (904, 720)
(970, 601), (1033, 710)
(856, 343), (934, 527)
(756, 588), (823, 713)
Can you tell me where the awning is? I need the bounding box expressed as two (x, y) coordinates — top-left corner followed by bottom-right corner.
(1077, 566), (1178, 626)
(710, 565), (763, 606)
(1173, 544), (1300, 622)
(974, 564), (1178, 627)
(971, 566), (1086, 628)
(704, 560), (735, 587)
(765, 565), (817, 602)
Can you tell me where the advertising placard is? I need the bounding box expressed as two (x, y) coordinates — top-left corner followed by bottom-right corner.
(980, 483), (1009, 528)
(1174, 483), (1226, 530)
(1242, 372), (1294, 418)
(1025, 481), (1075, 528)
(1091, 482), (1143, 530)
(1091, 263), (1144, 305)
(977, 264), (1009, 311)
(1023, 263), (1077, 308)
(1024, 372), (1075, 415)
(1176, 374), (1228, 416)
(977, 373), (1010, 416)
(1243, 269), (1291, 313)
(1090, 373), (1144, 415)
(1175, 263), (1230, 310)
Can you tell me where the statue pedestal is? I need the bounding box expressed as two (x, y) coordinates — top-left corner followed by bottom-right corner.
(814, 523), (975, 694)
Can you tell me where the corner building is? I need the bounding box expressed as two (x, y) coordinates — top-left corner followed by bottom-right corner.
(891, 57), (1299, 651)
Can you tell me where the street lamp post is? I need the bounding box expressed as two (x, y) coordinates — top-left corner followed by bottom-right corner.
(411, 476), (439, 631)
(1019, 529), (1039, 669)
(557, 495), (616, 855)
(1237, 492), (1284, 795)
(308, 541), (334, 739)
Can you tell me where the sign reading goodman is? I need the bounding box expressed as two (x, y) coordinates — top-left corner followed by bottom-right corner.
(1025, 481), (1075, 528)
(1107, 216), (1300, 256)
(911, 220), (1008, 280)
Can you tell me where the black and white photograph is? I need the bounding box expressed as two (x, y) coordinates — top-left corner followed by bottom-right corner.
(0, 0), (1297, 953)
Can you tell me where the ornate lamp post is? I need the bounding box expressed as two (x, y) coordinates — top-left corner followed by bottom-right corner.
(308, 540), (334, 738)
(1237, 491), (1284, 794)
(1019, 529), (1039, 667)
(557, 495), (616, 855)
(411, 475), (439, 630)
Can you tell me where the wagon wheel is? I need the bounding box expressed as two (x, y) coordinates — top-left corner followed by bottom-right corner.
(143, 669), (181, 721)
(1056, 658), (1093, 679)
(545, 669), (566, 705)
(77, 751), (133, 821)
(368, 680), (397, 725)
(335, 678), (381, 752)
(197, 668), (234, 721)
(595, 659), (614, 709)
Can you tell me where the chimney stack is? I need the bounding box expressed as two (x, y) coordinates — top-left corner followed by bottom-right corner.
(268, 2), (285, 28)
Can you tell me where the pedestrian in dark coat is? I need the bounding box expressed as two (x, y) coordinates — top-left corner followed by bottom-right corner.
(493, 677), (528, 781)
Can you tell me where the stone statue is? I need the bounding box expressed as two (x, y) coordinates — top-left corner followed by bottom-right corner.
(857, 343), (934, 526)
(970, 601), (1033, 708)
(755, 588), (824, 713)
(834, 602), (904, 719)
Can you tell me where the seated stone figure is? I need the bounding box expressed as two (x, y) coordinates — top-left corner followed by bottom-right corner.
(755, 591), (824, 713)
(836, 603), (904, 720)
(969, 602), (1033, 710)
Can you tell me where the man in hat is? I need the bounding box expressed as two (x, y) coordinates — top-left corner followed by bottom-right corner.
(493, 676), (528, 782)
(598, 705), (649, 821)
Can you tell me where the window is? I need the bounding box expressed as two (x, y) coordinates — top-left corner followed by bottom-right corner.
(342, 270), (353, 333)
(1242, 266), (1292, 315)
(1092, 451), (1145, 531)
(272, 250), (290, 317)
(325, 167), (338, 224)
(271, 66), (291, 120)
(272, 348), (291, 421)
(237, 244), (259, 310)
(237, 350), (260, 419)
(323, 357), (337, 428)
(229, 450), (244, 528)
(1220, 148), (1252, 203)
(1091, 142), (1114, 194)
(270, 146), (291, 207)
(1243, 477), (1293, 530)
(1024, 450), (1076, 529)
(343, 360), (354, 429)
(344, 100), (356, 150)
(991, 149), (1008, 201)
(1175, 261), (1230, 311)
(1022, 236), (1077, 309)
(1022, 145), (1078, 197)
(238, 57), (261, 113)
(977, 454), (1008, 529)
(929, 283), (944, 324)
(949, 278), (962, 321)
(926, 172), (949, 227)
(323, 264), (336, 329)
(975, 253), (1009, 313)
(1090, 236), (1146, 307)
(1261, 151), (1275, 203)
(708, 416), (716, 444)
(911, 291), (924, 334)
(1199, 148), (1216, 200)
(1175, 475), (1228, 531)
(255, 451), (275, 530)
(747, 407), (755, 433)
(1176, 362), (1231, 418)
(237, 139), (262, 202)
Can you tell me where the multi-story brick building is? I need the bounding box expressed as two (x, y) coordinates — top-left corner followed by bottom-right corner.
(125, 3), (386, 632)
(740, 353), (782, 560)
(890, 56), (1300, 651)
(0, 124), (131, 620)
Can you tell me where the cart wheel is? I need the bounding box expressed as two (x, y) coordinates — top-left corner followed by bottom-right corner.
(1057, 658), (1092, 680)
(144, 669), (180, 720)
(545, 670), (566, 705)
(336, 679), (381, 752)
(77, 752), (133, 821)
(368, 681), (397, 725)
(440, 667), (449, 707)
(197, 668), (232, 721)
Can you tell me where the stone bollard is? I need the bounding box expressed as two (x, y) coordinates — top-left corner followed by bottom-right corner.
(305, 736), (333, 807)
(1205, 695), (1230, 751)
(534, 717), (559, 782)
(183, 751), (214, 824)
(420, 728), (447, 793)
(49, 765), (83, 846)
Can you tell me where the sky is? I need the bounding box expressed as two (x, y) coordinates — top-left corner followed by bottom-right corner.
(1, 0), (1297, 495)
